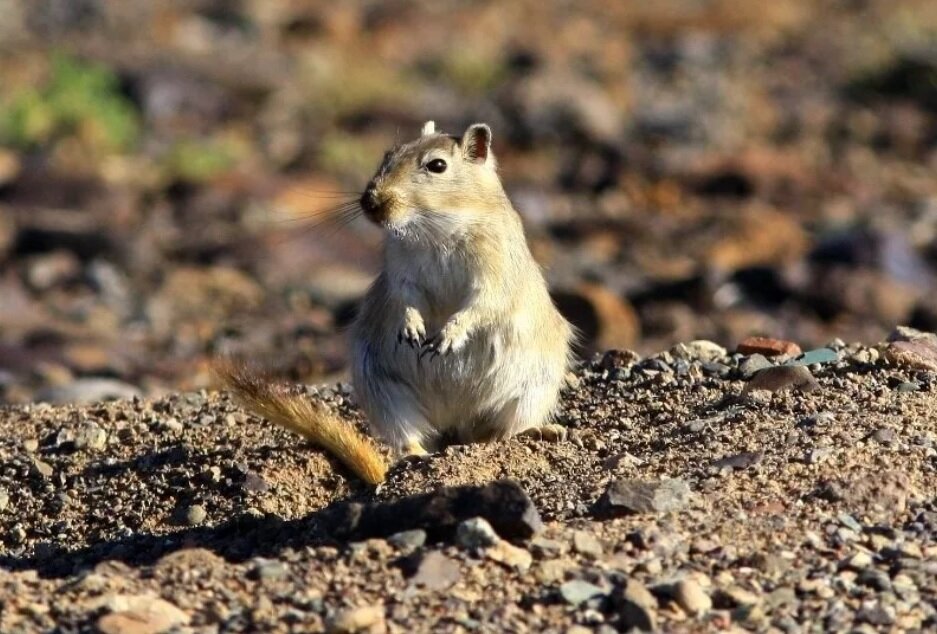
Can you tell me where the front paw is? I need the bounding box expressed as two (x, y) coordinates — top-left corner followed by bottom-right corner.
(421, 319), (469, 359)
(397, 307), (425, 347)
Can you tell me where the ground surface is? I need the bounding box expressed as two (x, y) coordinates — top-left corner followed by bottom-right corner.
(2, 339), (936, 632)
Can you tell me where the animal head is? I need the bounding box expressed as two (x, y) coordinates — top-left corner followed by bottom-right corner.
(359, 122), (506, 238)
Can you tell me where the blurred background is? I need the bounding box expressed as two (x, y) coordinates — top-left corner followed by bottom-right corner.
(1, 0), (937, 404)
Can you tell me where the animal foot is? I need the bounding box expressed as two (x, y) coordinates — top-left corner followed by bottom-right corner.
(397, 308), (425, 348)
(518, 424), (568, 443)
(420, 319), (469, 360)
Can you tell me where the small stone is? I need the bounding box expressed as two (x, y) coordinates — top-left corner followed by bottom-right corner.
(737, 336), (801, 357)
(680, 340), (727, 362)
(403, 551), (461, 591)
(738, 354), (772, 379)
(21, 438), (39, 452)
(31, 458), (53, 478)
(387, 530), (426, 551)
(242, 472), (270, 493)
(710, 451), (763, 472)
(856, 602), (895, 626)
(74, 422), (107, 451)
(617, 579), (658, 631)
(744, 365), (819, 394)
(887, 326), (937, 344)
(484, 540), (533, 572)
(871, 428), (897, 445)
(599, 478), (692, 515)
(456, 517), (500, 550)
(843, 551), (874, 570)
(160, 417), (184, 432)
(674, 578), (712, 615)
(788, 348), (839, 366)
(184, 505), (207, 526)
(251, 558), (289, 581)
(896, 381), (920, 393)
(719, 585), (761, 607)
(884, 339), (937, 371)
(560, 580), (606, 606)
(806, 447), (833, 464)
(97, 594), (190, 634)
(603, 452), (644, 469)
(0, 489), (8, 512)
(764, 587), (797, 609)
(327, 604), (385, 633)
(600, 349), (640, 370)
(572, 531), (603, 558)
(530, 537), (566, 559)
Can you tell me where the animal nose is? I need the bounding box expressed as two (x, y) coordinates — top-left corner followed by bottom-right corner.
(360, 187), (380, 216)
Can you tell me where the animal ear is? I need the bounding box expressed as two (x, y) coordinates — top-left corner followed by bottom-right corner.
(461, 123), (492, 164)
(421, 120), (435, 136)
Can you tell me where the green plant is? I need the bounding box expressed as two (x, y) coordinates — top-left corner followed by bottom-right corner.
(0, 53), (140, 153)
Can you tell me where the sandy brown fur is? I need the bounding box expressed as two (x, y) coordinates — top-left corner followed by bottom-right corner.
(214, 362), (388, 485)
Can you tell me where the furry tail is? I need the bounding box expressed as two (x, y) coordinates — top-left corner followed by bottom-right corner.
(214, 362), (388, 485)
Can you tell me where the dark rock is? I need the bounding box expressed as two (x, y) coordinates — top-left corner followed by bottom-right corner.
(327, 479), (542, 541)
(598, 478), (692, 515)
(242, 472), (270, 493)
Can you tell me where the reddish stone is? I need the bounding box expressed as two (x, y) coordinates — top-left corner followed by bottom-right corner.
(736, 336), (801, 357)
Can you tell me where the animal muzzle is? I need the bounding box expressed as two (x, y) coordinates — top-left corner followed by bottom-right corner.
(360, 187), (385, 222)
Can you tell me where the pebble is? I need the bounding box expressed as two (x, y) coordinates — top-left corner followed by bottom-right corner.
(184, 504), (207, 526)
(251, 558), (289, 581)
(883, 339), (937, 371)
(710, 451), (763, 472)
(618, 579), (658, 631)
(600, 478), (692, 514)
(97, 594), (190, 634)
(674, 578), (712, 615)
(744, 365), (819, 394)
(387, 529), (427, 551)
(678, 340), (727, 362)
(242, 471), (270, 493)
(21, 438), (39, 452)
(31, 458), (53, 478)
(737, 353), (772, 379)
(871, 428), (897, 445)
(559, 580), (606, 606)
(530, 537), (566, 559)
(572, 531), (603, 558)
(160, 417), (184, 432)
(456, 517), (500, 550)
(737, 336), (801, 357)
(327, 605), (385, 633)
(484, 539), (533, 572)
(74, 421), (107, 451)
(404, 551), (461, 591)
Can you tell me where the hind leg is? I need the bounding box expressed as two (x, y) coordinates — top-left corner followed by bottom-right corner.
(355, 374), (437, 456)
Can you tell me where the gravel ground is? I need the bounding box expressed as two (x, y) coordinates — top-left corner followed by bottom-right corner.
(2, 337), (937, 632)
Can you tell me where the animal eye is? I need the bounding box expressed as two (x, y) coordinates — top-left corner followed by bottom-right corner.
(425, 158), (447, 174)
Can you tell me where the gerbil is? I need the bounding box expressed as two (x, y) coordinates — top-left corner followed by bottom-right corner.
(221, 121), (573, 483)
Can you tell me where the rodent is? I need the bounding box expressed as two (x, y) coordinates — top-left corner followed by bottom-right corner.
(220, 121), (573, 484)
